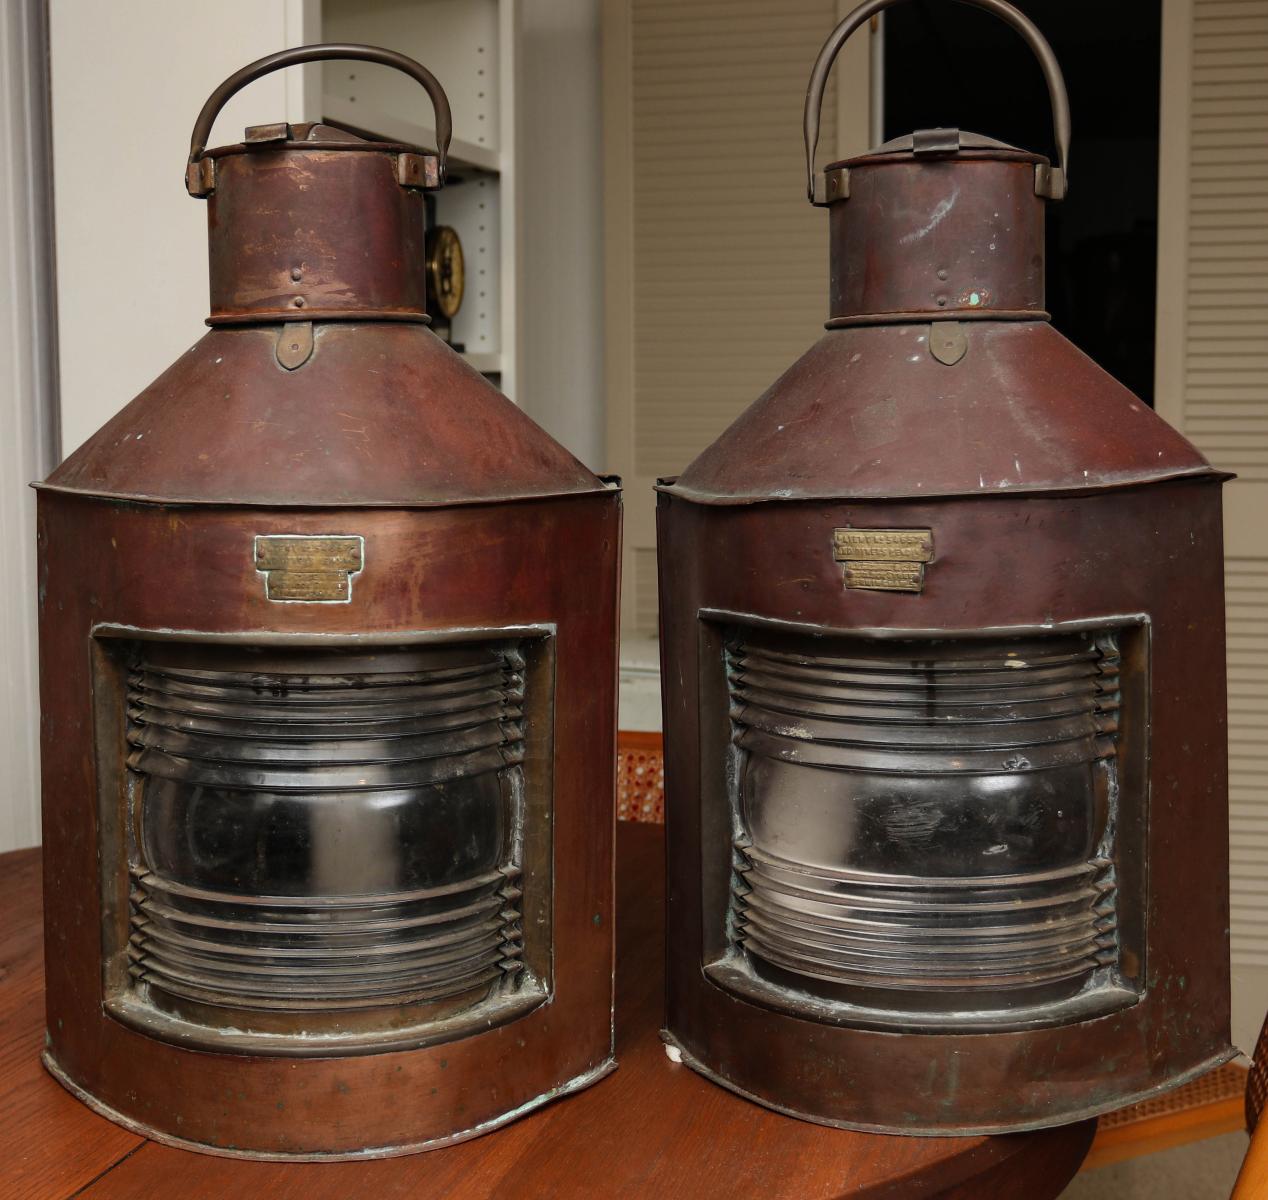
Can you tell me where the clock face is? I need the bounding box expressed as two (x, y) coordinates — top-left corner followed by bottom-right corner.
(427, 225), (465, 320)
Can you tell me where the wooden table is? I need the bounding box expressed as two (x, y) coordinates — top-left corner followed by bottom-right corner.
(0, 825), (1093, 1199)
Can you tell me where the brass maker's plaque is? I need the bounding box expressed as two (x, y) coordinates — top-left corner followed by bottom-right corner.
(833, 527), (933, 593)
(255, 535), (364, 602)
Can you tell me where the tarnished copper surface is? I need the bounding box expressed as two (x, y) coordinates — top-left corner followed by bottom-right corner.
(658, 0), (1232, 1135)
(40, 499), (620, 1156)
(207, 141), (430, 326)
(38, 44), (621, 1159)
(826, 153), (1047, 324)
(666, 322), (1218, 505)
(40, 323), (604, 507)
(658, 482), (1231, 1132)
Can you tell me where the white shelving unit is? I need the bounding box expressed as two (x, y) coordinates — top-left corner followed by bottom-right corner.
(314, 0), (604, 469)
(321, 0), (519, 395)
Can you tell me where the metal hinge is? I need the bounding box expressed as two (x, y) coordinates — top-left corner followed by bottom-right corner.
(812, 166), (850, 207)
(1035, 163), (1067, 200)
(396, 152), (442, 190)
(184, 158), (216, 198)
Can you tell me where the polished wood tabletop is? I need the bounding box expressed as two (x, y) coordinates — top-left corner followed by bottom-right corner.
(0, 824), (1093, 1199)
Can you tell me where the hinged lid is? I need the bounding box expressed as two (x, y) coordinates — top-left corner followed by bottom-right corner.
(804, 0), (1070, 205)
(185, 45), (451, 326)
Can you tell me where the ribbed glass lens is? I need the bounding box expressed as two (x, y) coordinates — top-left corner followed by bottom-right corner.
(121, 642), (531, 1036)
(720, 627), (1131, 1026)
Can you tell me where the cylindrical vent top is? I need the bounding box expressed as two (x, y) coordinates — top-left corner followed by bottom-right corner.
(824, 137), (1049, 327)
(204, 129), (433, 326)
(186, 45), (450, 326)
(804, 1), (1069, 327)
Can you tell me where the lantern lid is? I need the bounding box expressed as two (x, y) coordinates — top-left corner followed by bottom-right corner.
(829, 128), (1047, 168)
(176, 45), (454, 327)
(203, 119), (430, 162)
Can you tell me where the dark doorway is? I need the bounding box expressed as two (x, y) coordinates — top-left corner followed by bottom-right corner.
(882, 2), (1162, 404)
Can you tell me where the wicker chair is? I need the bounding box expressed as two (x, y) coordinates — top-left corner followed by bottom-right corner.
(1234, 1017), (1268, 1197)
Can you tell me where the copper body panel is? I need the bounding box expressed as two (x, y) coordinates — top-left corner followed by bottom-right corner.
(658, 1), (1232, 1134)
(37, 47), (620, 1159)
(658, 479), (1230, 1133)
(39, 496), (618, 1157)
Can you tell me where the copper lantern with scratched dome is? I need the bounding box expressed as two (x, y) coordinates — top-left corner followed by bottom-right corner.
(36, 45), (620, 1159)
(656, 0), (1234, 1133)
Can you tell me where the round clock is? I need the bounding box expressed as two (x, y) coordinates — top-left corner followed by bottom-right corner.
(425, 224), (465, 321)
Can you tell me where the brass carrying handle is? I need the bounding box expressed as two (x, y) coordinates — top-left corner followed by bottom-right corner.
(804, 0), (1070, 202)
(187, 43), (452, 179)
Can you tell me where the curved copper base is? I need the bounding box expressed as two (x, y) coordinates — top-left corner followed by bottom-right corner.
(43, 1049), (617, 1161)
(660, 1032), (1235, 1137)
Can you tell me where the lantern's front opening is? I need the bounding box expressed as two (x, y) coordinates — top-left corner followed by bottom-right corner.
(93, 634), (553, 1056)
(701, 618), (1149, 1033)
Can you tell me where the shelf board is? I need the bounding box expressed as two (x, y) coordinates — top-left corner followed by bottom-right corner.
(322, 96), (500, 173)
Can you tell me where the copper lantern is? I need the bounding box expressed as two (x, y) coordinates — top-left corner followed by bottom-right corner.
(656, 0), (1234, 1133)
(36, 45), (620, 1159)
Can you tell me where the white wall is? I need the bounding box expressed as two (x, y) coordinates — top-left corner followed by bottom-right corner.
(50, 0), (320, 454)
(0, 1), (323, 852)
(518, 0), (604, 469)
(0, 0), (59, 852)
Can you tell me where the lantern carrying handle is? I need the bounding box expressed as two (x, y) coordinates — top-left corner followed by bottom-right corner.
(804, 0), (1070, 202)
(187, 43), (452, 184)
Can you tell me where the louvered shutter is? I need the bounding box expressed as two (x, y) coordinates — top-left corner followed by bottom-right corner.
(604, 0), (869, 635)
(1159, 0), (1268, 1052)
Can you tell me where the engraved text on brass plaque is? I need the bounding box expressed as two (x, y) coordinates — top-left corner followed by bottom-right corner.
(833, 527), (933, 593)
(255, 535), (364, 602)
(843, 561), (925, 593)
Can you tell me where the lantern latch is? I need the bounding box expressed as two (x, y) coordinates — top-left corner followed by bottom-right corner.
(912, 127), (961, 156)
(245, 122), (293, 145)
(812, 166), (851, 206)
